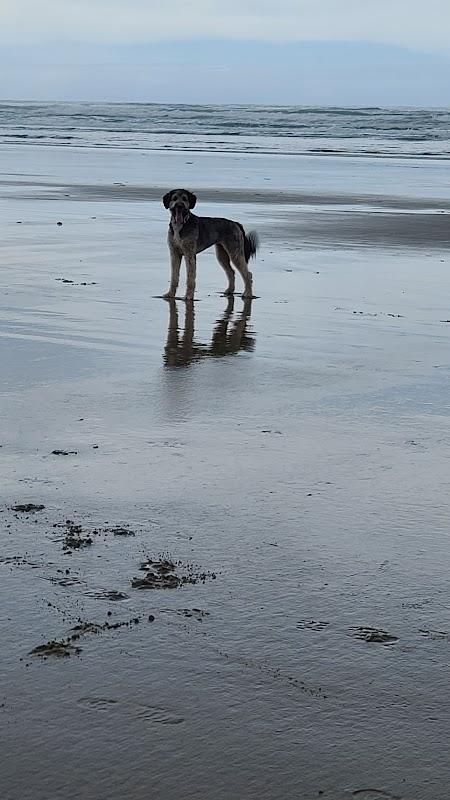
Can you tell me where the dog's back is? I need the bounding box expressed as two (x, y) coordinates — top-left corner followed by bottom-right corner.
(192, 215), (257, 259)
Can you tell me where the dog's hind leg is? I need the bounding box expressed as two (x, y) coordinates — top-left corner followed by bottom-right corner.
(164, 248), (182, 298)
(230, 254), (254, 299)
(215, 244), (235, 295)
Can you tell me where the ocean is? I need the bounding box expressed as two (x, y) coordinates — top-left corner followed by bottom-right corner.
(1, 102), (449, 158)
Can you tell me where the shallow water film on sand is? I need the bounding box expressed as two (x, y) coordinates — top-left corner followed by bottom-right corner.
(1, 109), (450, 798)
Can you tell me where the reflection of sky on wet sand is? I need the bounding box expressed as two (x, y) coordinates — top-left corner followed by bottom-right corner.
(3, 145), (450, 800)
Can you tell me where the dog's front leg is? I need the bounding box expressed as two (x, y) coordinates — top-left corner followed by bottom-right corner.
(164, 247), (182, 298)
(163, 299), (179, 366)
(185, 254), (197, 301)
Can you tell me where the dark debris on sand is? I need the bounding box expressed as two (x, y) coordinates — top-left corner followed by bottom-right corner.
(29, 640), (82, 658)
(71, 617), (141, 637)
(49, 516), (145, 552)
(11, 503), (45, 513)
(132, 558), (217, 590)
(59, 520), (93, 552)
(55, 278), (97, 286)
(105, 526), (136, 537)
(29, 614), (154, 660)
(178, 608), (210, 621)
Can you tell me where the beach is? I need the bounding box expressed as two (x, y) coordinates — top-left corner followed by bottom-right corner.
(2, 139), (450, 800)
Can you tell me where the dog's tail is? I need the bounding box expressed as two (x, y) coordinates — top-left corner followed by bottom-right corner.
(243, 229), (259, 261)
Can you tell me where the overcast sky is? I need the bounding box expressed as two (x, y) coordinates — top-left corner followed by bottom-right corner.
(1, 0), (449, 104)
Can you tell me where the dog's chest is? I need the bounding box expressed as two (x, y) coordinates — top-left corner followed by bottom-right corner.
(171, 228), (184, 248)
(169, 221), (197, 253)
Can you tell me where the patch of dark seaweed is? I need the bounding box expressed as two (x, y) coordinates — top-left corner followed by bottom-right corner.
(139, 559), (176, 574)
(57, 520), (94, 551)
(133, 573), (181, 589)
(29, 640), (81, 658)
(29, 613), (152, 661)
(132, 557), (217, 590)
(11, 503), (45, 513)
(105, 526), (136, 537)
(71, 617), (142, 637)
(63, 532), (93, 551)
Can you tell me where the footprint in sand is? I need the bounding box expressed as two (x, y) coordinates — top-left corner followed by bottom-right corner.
(78, 697), (119, 711)
(135, 705), (185, 725)
(51, 575), (86, 587)
(419, 628), (450, 641)
(78, 697), (184, 725)
(349, 627), (398, 645)
(297, 620), (330, 631)
(84, 589), (129, 601)
(352, 790), (402, 800)
(177, 608), (210, 621)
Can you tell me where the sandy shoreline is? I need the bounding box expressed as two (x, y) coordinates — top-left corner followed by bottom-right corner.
(2, 144), (450, 799)
(4, 177), (450, 212)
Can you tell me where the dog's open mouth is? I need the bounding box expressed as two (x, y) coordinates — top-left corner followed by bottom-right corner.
(172, 206), (187, 226)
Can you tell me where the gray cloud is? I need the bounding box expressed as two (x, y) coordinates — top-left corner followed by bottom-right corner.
(2, 0), (450, 52)
(2, 40), (448, 105)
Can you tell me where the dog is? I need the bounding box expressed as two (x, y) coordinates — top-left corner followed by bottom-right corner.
(162, 189), (259, 300)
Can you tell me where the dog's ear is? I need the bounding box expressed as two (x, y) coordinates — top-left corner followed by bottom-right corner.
(187, 191), (197, 209)
(162, 191), (173, 209)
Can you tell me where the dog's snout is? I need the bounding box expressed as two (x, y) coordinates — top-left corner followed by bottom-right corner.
(171, 201), (188, 227)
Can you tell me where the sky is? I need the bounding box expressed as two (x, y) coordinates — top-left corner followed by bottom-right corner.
(1, 0), (450, 105)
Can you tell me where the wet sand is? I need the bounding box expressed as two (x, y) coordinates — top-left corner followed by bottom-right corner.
(2, 145), (450, 800)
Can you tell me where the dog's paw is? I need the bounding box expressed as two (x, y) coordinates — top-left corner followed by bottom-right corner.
(162, 291), (175, 299)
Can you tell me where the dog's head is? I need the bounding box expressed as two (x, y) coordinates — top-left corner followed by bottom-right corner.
(163, 188), (197, 227)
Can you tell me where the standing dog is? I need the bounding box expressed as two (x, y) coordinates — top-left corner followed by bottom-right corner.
(163, 189), (258, 300)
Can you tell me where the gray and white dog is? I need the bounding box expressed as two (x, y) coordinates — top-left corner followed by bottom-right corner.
(162, 189), (259, 300)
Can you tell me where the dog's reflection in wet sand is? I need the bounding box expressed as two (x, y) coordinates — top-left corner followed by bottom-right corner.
(164, 297), (255, 367)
